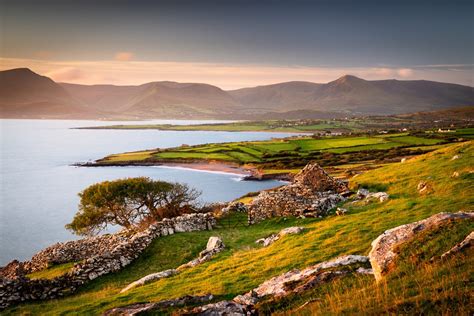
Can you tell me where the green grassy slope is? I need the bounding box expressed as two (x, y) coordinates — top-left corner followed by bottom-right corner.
(6, 142), (473, 315)
(99, 132), (457, 172)
(271, 219), (473, 315)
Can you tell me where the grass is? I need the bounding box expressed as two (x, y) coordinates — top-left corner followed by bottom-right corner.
(26, 262), (76, 280)
(292, 137), (386, 151)
(80, 114), (473, 135)
(387, 135), (444, 145)
(104, 151), (154, 162)
(281, 218), (474, 315)
(96, 131), (471, 175)
(6, 141), (474, 315)
(326, 141), (404, 153)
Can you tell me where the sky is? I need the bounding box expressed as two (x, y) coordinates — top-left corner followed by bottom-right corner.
(1, 0), (473, 89)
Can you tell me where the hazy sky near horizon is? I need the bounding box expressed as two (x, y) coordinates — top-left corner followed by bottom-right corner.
(1, 0), (473, 89)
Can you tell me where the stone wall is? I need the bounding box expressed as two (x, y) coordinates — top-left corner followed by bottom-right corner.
(23, 234), (130, 274)
(0, 213), (215, 310)
(248, 163), (349, 224)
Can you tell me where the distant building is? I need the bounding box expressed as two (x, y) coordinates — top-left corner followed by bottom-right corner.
(437, 128), (454, 133)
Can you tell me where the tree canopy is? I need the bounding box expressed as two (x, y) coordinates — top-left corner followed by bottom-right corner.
(66, 177), (200, 236)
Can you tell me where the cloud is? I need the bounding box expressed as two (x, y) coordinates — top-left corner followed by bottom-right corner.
(397, 68), (413, 77)
(34, 51), (55, 60)
(46, 67), (86, 82)
(0, 57), (471, 89)
(114, 52), (134, 61)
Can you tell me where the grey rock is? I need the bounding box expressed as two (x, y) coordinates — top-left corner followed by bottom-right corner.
(369, 211), (474, 281)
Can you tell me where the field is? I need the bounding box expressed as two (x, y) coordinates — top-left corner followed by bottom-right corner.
(6, 142), (473, 315)
(79, 120), (364, 133)
(81, 108), (474, 134)
(98, 131), (462, 177)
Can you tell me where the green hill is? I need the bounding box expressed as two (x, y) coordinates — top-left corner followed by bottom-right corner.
(5, 141), (473, 315)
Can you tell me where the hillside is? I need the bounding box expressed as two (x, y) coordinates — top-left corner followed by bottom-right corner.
(0, 68), (95, 119)
(5, 141), (473, 315)
(229, 75), (474, 115)
(1, 68), (473, 119)
(63, 81), (241, 119)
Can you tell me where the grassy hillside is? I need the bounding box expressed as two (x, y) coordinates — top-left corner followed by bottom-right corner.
(6, 141), (473, 315)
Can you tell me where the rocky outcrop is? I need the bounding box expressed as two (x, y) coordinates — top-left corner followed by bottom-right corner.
(233, 255), (371, 306)
(356, 189), (389, 203)
(109, 255), (371, 315)
(439, 231), (473, 260)
(336, 207), (348, 216)
(178, 237), (225, 270)
(248, 163), (349, 224)
(120, 270), (178, 294)
(186, 300), (255, 315)
(256, 227), (304, 247)
(417, 181), (433, 195)
(0, 213), (216, 310)
(120, 236), (225, 293)
(104, 294), (215, 316)
(180, 255), (371, 315)
(368, 211), (474, 281)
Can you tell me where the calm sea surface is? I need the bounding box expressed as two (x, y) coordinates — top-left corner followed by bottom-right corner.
(0, 119), (293, 265)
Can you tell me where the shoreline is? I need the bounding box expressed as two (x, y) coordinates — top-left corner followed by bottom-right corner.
(74, 126), (312, 134)
(76, 160), (293, 181)
(158, 161), (252, 176)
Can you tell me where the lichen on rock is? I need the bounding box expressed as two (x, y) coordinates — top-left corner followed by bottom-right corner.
(256, 227), (304, 247)
(368, 211), (474, 281)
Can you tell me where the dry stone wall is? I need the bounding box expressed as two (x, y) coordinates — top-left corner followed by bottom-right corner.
(248, 163), (349, 224)
(0, 213), (215, 310)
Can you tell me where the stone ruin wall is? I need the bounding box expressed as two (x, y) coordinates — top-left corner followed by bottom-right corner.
(0, 213), (215, 310)
(247, 163), (349, 224)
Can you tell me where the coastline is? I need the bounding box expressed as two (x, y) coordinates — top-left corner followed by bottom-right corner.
(75, 125), (312, 134)
(76, 160), (293, 181)
(158, 161), (252, 176)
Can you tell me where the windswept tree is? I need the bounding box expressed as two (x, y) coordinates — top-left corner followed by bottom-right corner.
(66, 177), (200, 236)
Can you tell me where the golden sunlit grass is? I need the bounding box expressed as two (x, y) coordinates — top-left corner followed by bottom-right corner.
(6, 142), (473, 315)
(26, 262), (76, 280)
(103, 150), (155, 162)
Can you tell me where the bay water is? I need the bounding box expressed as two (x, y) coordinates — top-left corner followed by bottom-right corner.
(0, 119), (292, 265)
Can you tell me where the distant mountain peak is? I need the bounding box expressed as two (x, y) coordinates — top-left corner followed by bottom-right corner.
(5, 67), (34, 73)
(1, 68), (473, 119)
(1, 67), (39, 77)
(333, 74), (365, 83)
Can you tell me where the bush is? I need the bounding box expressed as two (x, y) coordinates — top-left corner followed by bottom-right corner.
(65, 177), (200, 235)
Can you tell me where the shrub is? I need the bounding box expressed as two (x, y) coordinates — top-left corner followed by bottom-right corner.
(65, 177), (200, 235)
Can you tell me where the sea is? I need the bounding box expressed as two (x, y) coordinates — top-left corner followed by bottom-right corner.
(0, 119), (294, 265)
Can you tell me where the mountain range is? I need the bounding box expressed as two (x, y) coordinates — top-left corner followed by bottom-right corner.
(1, 68), (473, 119)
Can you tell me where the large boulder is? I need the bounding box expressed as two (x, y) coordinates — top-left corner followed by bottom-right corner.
(120, 269), (177, 293)
(368, 211), (474, 281)
(104, 295), (215, 316)
(233, 255), (371, 305)
(439, 231), (474, 260)
(256, 227), (305, 247)
(186, 300), (255, 316)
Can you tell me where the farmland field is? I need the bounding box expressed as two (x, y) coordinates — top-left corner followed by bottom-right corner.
(94, 129), (472, 177)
